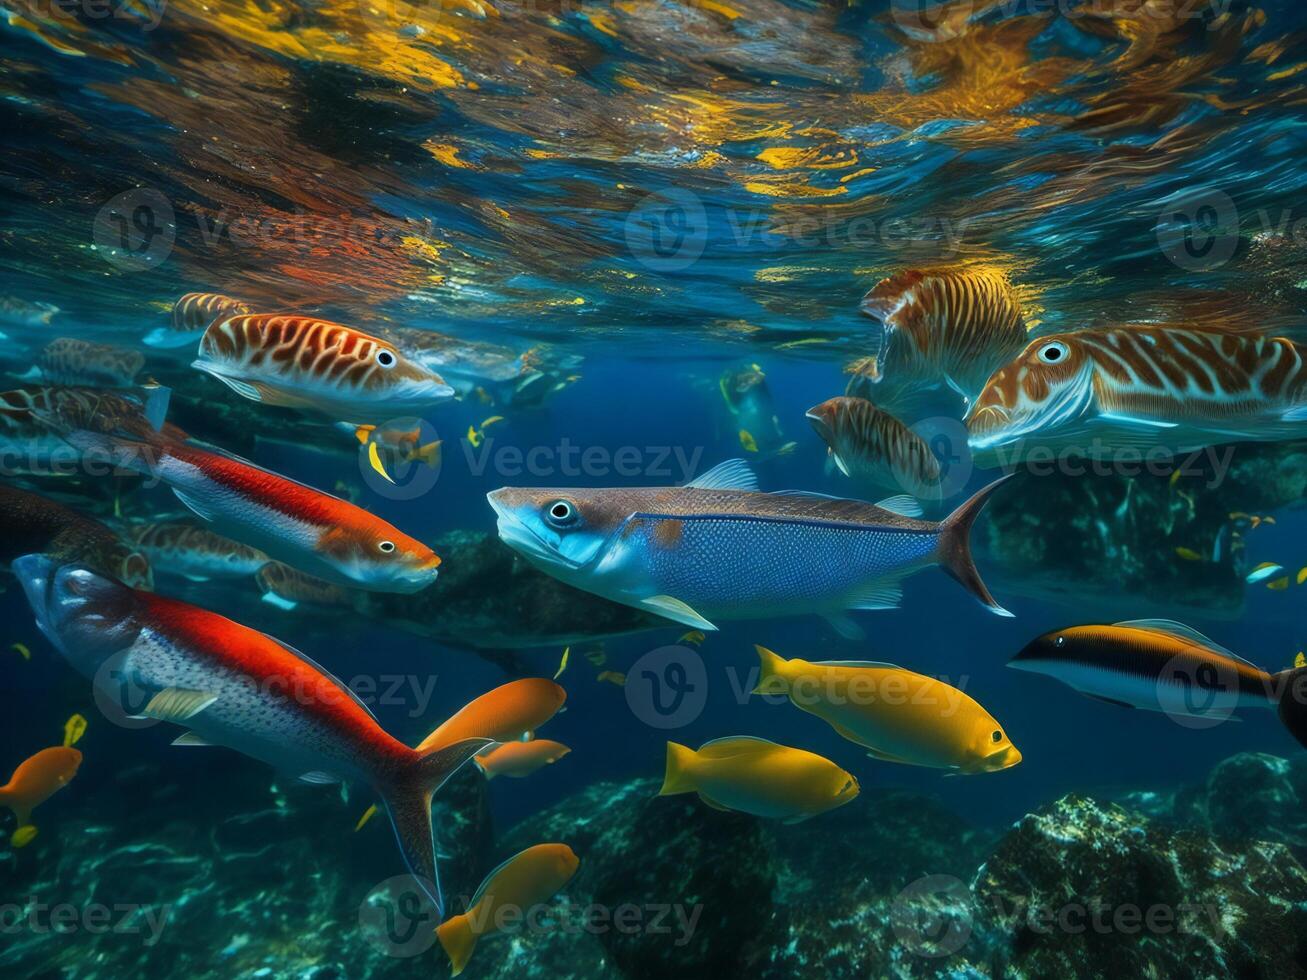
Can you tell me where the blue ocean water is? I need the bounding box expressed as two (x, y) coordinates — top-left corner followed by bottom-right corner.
(4, 1), (1307, 977)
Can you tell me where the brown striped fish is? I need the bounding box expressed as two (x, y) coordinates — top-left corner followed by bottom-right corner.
(145, 292), (253, 348)
(805, 396), (941, 497)
(965, 326), (1307, 459)
(25, 338), (144, 387)
(256, 560), (354, 611)
(193, 314), (454, 423)
(121, 522), (271, 582)
(859, 267), (1028, 400)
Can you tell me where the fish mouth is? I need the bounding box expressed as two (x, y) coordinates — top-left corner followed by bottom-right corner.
(986, 745), (1023, 771)
(487, 491), (577, 569)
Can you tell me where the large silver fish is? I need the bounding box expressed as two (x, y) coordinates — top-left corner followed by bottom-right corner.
(12, 555), (489, 916)
(488, 460), (1012, 636)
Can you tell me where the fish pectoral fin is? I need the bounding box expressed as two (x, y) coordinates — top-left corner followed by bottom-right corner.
(865, 746), (915, 765)
(298, 771), (341, 784)
(697, 793), (733, 813)
(1083, 694), (1136, 710)
(781, 813), (815, 824)
(171, 731), (214, 747)
(640, 595), (718, 631)
(172, 488), (217, 523)
(143, 688), (218, 723)
(873, 494), (923, 518)
(847, 582), (903, 611)
(260, 593), (299, 611)
(207, 373), (265, 403)
(823, 613), (864, 640)
(1098, 412), (1178, 429)
(1282, 405), (1307, 422)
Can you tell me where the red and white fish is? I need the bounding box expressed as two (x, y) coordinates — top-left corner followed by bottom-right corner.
(12, 555), (488, 916)
(121, 522), (271, 582)
(23, 338), (145, 387)
(193, 314), (454, 422)
(858, 267), (1028, 401)
(966, 326), (1307, 460)
(56, 427), (440, 593)
(145, 292), (253, 349)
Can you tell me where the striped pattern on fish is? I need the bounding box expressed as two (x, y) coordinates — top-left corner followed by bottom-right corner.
(806, 396), (941, 494)
(257, 561), (353, 609)
(173, 293), (253, 333)
(194, 314), (454, 420)
(966, 326), (1307, 454)
(37, 339), (144, 387)
(122, 523), (270, 580)
(859, 267), (1027, 398)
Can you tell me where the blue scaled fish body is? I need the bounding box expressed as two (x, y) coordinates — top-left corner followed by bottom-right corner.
(488, 460), (1012, 635)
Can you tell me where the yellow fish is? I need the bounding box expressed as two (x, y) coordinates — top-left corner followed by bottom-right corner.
(1268, 576), (1290, 591)
(582, 645), (607, 667)
(1174, 547), (1204, 562)
(738, 429), (759, 453)
(1299, 567), (1307, 586)
(12, 825), (38, 847)
(436, 844), (579, 976)
(354, 803), (378, 832)
(62, 714), (87, 748)
(679, 631), (706, 646)
(1296, 652), (1306, 669)
(1247, 563), (1285, 585)
(596, 671), (626, 686)
(659, 736), (858, 822)
(466, 415), (505, 448)
(553, 647), (570, 680)
(753, 646), (1021, 774)
(10, 643), (31, 661)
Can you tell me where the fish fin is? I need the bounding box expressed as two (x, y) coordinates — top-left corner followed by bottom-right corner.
(260, 593), (298, 611)
(782, 813), (816, 824)
(1273, 666), (1307, 748)
(1083, 694), (1136, 710)
(16, 367), (43, 382)
(171, 732), (213, 747)
(1098, 412), (1178, 429)
(1113, 619), (1255, 666)
(207, 373), (265, 403)
(813, 659), (903, 669)
(379, 736), (492, 921)
(752, 645), (789, 695)
(697, 793), (732, 812)
(697, 735), (785, 757)
(367, 442), (396, 484)
(640, 595), (717, 631)
(683, 459), (759, 492)
(144, 328), (200, 349)
(823, 612), (864, 640)
(659, 741), (698, 795)
(847, 582), (903, 611)
(411, 441), (442, 468)
(832, 452), (851, 477)
(172, 488), (217, 523)
(873, 494), (923, 518)
(1281, 405), (1307, 422)
(936, 474), (1014, 617)
(143, 688), (218, 723)
(139, 385), (172, 432)
(436, 912), (477, 977)
(354, 424), (375, 445)
(0, 790), (31, 828)
(299, 771), (340, 784)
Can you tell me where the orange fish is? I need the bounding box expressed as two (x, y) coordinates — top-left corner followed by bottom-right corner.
(193, 314), (454, 422)
(417, 679), (567, 753)
(0, 746), (82, 826)
(146, 292), (253, 348)
(806, 395), (941, 496)
(475, 740), (571, 779)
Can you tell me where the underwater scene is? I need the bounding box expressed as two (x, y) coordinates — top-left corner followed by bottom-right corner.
(5, 0), (1307, 976)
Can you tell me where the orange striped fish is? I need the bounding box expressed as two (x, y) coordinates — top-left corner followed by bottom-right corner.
(26, 338), (144, 387)
(806, 396), (941, 497)
(858, 267), (1027, 400)
(145, 292), (252, 348)
(193, 314), (454, 423)
(966, 326), (1307, 459)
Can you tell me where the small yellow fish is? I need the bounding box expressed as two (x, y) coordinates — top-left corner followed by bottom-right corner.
(467, 415), (506, 447)
(596, 671), (626, 687)
(1268, 576), (1290, 591)
(355, 803), (378, 832)
(10, 643), (31, 661)
(679, 631), (706, 646)
(62, 714), (87, 748)
(1247, 562), (1286, 585)
(738, 429), (759, 453)
(1170, 469), (1183, 487)
(1299, 567), (1307, 586)
(12, 825), (38, 848)
(582, 645), (606, 667)
(659, 736), (858, 821)
(1174, 547), (1204, 562)
(1295, 652), (1306, 669)
(553, 647), (570, 680)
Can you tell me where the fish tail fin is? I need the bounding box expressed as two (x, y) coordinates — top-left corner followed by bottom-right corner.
(377, 737), (491, 920)
(410, 440), (442, 468)
(936, 474), (1015, 617)
(658, 742), (697, 796)
(752, 645), (790, 695)
(1273, 667), (1307, 748)
(435, 911), (477, 976)
(0, 787), (31, 827)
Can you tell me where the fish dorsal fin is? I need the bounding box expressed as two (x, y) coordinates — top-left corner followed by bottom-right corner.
(469, 848), (530, 908)
(873, 495), (923, 518)
(684, 459), (759, 492)
(812, 660), (904, 670)
(1114, 619), (1254, 666)
(697, 736), (784, 758)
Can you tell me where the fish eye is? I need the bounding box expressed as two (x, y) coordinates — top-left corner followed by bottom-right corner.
(545, 499), (578, 527)
(1037, 341), (1070, 364)
(376, 349), (397, 369)
(1054, 634), (1066, 647)
(991, 729), (1003, 743)
(378, 540), (396, 554)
